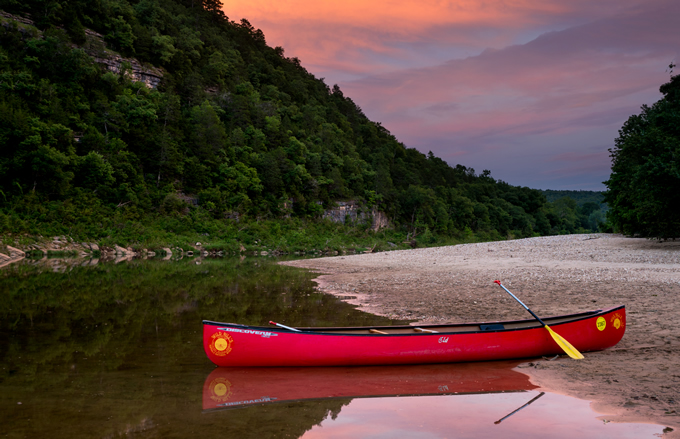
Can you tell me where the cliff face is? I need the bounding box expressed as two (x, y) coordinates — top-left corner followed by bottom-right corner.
(322, 201), (390, 231)
(83, 28), (163, 88)
(0, 10), (34, 28)
(0, 10), (163, 88)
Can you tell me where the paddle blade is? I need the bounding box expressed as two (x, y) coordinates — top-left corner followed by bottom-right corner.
(544, 325), (585, 360)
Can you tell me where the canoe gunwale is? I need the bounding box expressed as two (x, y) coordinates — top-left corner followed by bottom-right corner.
(202, 305), (625, 337)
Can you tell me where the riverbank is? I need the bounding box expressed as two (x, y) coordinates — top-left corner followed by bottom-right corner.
(0, 218), (433, 262)
(282, 234), (680, 435)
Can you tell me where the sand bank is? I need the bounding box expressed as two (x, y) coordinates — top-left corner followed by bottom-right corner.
(282, 234), (680, 435)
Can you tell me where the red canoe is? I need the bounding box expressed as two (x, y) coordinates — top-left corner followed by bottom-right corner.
(202, 361), (538, 411)
(203, 305), (625, 367)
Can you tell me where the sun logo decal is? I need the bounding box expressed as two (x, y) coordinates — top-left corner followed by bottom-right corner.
(209, 377), (233, 403)
(610, 312), (624, 330)
(210, 332), (234, 356)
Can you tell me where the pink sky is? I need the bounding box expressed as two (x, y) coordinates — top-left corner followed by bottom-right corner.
(222, 0), (679, 190)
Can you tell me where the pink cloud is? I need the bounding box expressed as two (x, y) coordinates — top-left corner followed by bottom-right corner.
(223, 0), (648, 77)
(223, 0), (679, 189)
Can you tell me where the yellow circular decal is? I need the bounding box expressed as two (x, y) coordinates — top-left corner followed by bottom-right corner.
(215, 338), (228, 351)
(596, 317), (606, 331)
(613, 318), (621, 330)
(214, 382), (228, 396)
(209, 378), (233, 403)
(209, 332), (234, 356)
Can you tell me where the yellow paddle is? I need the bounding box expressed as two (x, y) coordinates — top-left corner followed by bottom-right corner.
(494, 280), (584, 360)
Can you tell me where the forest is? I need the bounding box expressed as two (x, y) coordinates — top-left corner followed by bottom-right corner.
(0, 0), (602, 252)
(605, 71), (680, 240)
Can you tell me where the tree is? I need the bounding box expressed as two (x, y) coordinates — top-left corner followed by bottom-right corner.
(190, 100), (227, 162)
(604, 73), (680, 239)
(202, 0), (227, 20)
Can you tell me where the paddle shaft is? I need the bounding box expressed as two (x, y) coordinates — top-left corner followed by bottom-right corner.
(494, 281), (547, 326)
(269, 321), (301, 332)
(494, 280), (584, 360)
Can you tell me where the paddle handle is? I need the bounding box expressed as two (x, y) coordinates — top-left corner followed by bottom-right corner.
(494, 280), (547, 326)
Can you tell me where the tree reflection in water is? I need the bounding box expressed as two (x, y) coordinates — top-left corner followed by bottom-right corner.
(0, 256), (396, 438)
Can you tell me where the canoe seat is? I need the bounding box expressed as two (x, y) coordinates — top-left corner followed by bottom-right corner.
(479, 324), (505, 331)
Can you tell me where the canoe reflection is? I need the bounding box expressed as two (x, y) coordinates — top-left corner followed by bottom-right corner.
(202, 360), (538, 411)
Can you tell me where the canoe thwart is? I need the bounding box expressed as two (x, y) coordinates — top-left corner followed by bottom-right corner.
(369, 329), (389, 334)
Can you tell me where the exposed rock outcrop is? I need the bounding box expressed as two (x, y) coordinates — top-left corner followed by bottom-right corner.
(322, 200), (390, 231)
(0, 10), (163, 88)
(162, 248), (173, 260)
(6, 245), (25, 258)
(0, 243), (26, 268)
(92, 52), (163, 88)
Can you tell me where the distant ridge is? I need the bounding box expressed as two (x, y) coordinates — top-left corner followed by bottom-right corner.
(541, 190), (605, 206)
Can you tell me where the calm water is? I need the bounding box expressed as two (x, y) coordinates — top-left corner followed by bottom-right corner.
(0, 256), (669, 438)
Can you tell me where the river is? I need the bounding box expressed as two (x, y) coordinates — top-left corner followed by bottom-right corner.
(0, 255), (668, 438)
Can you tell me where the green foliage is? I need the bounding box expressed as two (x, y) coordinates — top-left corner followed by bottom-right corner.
(0, 256), (378, 438)
(542, 190), (605, 206)
(152, 33), (176, 62)
(605, 74), (680, 239)
(0, 2), (589, 246)
(541, 190), (607, 233)
(106, 15), (136, 53)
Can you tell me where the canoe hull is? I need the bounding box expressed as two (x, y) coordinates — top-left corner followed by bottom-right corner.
(203, 306), (625, 367)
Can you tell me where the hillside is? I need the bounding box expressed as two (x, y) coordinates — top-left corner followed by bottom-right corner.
(0, 1), (596, 252)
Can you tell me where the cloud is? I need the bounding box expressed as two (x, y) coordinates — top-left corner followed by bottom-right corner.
(335, 0), (679, 189)
(223, 0), (679, 189)
(223, 0), (647, 76)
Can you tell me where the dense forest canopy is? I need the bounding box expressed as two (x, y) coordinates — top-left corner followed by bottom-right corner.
(542, 190), (604, 206)
(604, 72), (680, 239)
(0, 0), (600, 247)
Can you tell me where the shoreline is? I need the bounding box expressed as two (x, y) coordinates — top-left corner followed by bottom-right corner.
(282, 233), (680, 435)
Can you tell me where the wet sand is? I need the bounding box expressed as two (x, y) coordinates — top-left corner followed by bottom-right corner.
(282, 234), (680, 435)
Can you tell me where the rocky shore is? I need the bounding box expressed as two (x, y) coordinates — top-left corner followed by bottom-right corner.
(0, 234), (363, 267)
(282, 234), (680, 435)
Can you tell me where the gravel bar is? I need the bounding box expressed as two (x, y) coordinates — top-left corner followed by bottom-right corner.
(283, 234), (680, 434)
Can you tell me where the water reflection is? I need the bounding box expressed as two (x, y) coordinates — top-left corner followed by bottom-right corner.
(300, 391), (667, 439)
(0, 256), (398, 438)
(202, 361), (537, 411)
(202, 362), (668, 438)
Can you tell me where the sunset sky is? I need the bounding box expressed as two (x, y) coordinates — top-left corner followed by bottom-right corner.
(222, 0), (679, 190)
